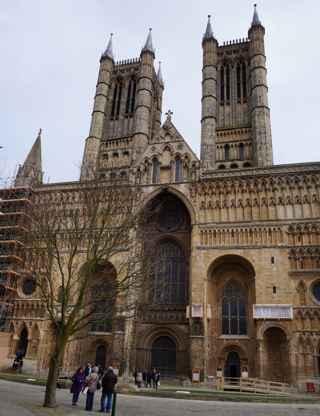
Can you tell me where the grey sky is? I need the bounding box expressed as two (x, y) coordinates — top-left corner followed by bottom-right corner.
(1, 0), (319, 184)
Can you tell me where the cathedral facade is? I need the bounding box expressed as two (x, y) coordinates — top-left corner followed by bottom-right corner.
(0, 6), (320, 385)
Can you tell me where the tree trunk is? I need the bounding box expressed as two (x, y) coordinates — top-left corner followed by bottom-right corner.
(43, 338), (67, 407)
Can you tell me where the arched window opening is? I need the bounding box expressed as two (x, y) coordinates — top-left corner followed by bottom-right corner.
(239, 143), (245, 161)
(220, 66), (225, 104)
(17, 327), (28, 357)
(222, 281), (247, 335)
(175, 158), (183, 182)
(230, 163), (238, 169)
(111, 81), (123, 120)
(226, 65), (230, 103)
(89, 264), (117, 333)
(115, 83), (122, 119)
(95, 344), (107, 368)
(151, 336), (176, 377)
(152, 240), (187, 305)
(125, 79), (132, 114)
(224, 144), (230, 161)
(242, 62), (247, 101)
(218, 164), (226, 170)
(236, 63), (241, 103)
(125, 78), (136, 116)
(152, 158), (160, 184)
(243, 162), (251, 168)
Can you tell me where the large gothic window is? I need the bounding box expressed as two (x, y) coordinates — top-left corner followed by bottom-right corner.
(222, 281), (247, 335)
(89, 264), (117, 333)
(152, 240), (187, 305)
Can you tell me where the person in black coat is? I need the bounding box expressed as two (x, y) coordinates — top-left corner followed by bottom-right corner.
(100, 367), (118, 413)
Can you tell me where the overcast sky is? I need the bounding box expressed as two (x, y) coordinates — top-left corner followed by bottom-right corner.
(1, 0), (319, 184)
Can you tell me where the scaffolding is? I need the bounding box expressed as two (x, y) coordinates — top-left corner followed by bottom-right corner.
(0, 187), (33, 331)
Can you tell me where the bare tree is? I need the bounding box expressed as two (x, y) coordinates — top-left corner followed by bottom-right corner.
(25, 180), (154, 407)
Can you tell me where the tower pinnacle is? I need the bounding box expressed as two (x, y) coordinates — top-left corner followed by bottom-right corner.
(203, 15), (214, 41)
(157, 61), (164, 87)
(251, 4), (261, 26)
(142, 28), (155, 55)
(101, 33), (114, 61)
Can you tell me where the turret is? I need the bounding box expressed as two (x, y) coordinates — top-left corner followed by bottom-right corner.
(80, 34), (115, 181)
(132, 28), (156, 160)
(200, 15), (218, 170)
(15, 129), (43, 187)
(248, 4), (273, 167)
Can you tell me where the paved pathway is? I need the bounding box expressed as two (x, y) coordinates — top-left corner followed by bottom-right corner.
(0, 379), (319, 416)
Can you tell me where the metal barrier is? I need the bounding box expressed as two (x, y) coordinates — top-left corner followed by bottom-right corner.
(220, 377), (295, 395)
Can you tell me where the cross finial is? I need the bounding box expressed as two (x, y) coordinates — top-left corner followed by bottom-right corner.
(165, 110), (173, 120)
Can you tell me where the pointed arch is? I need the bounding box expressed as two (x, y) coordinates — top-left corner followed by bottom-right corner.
(142, 187), (196, 225)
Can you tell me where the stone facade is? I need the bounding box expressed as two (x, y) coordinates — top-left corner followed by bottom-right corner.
(0, 7), (319, 384)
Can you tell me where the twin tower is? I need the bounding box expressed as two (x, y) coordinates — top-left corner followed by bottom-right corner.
(81, 5), (273, 181)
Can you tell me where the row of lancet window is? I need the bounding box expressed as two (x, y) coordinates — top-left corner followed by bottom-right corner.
(220, 62), (247, 105)
(224, 143), (245, 161)
(152, 158), (183, 184)
(111, 78), (136, 120)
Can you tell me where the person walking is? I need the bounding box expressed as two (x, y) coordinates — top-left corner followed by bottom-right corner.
(100, 367), (118, 413)
(146, 370), (152, 388)
(70, 367), (85, 406)
(155, 369), (161, 390)
(151, 368), (157, 389)
(142, 370), (147, 388)
(85, 366), (99, 411)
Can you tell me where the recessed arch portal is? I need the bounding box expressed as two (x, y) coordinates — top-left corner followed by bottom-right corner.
(263, 326), (290, 383)
(151, 336), (176, 377)
(17, 326), (28, 357)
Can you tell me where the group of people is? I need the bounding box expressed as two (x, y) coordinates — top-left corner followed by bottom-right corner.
(70, 363), (117, 413)
(134, 368), (161, 389)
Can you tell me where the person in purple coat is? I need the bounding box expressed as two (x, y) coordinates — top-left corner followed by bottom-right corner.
(70, 367), (85, 406)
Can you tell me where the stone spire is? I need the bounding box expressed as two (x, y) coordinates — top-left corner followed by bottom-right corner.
(142, 28), (155, 55)
(157, 61), (164, 87)
(101, 33), (114, 61)
(15, 129), (43, 187)
(203, 15), (214, 41)
(251, 4), (261, 26)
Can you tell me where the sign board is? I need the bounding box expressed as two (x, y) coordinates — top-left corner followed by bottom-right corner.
(192, 368), (201, 382)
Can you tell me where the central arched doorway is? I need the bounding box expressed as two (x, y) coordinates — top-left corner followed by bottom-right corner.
(263, 327), (290, 382)
(224, 351), (241, 378)
(151, 336), (176, 377)
(17, 327), (28, 357)
(95, 344), (106, 368)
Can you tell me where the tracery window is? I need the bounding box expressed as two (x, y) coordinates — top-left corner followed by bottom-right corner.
(222, 281), (247, 335)
(152, 240), (187, 305)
